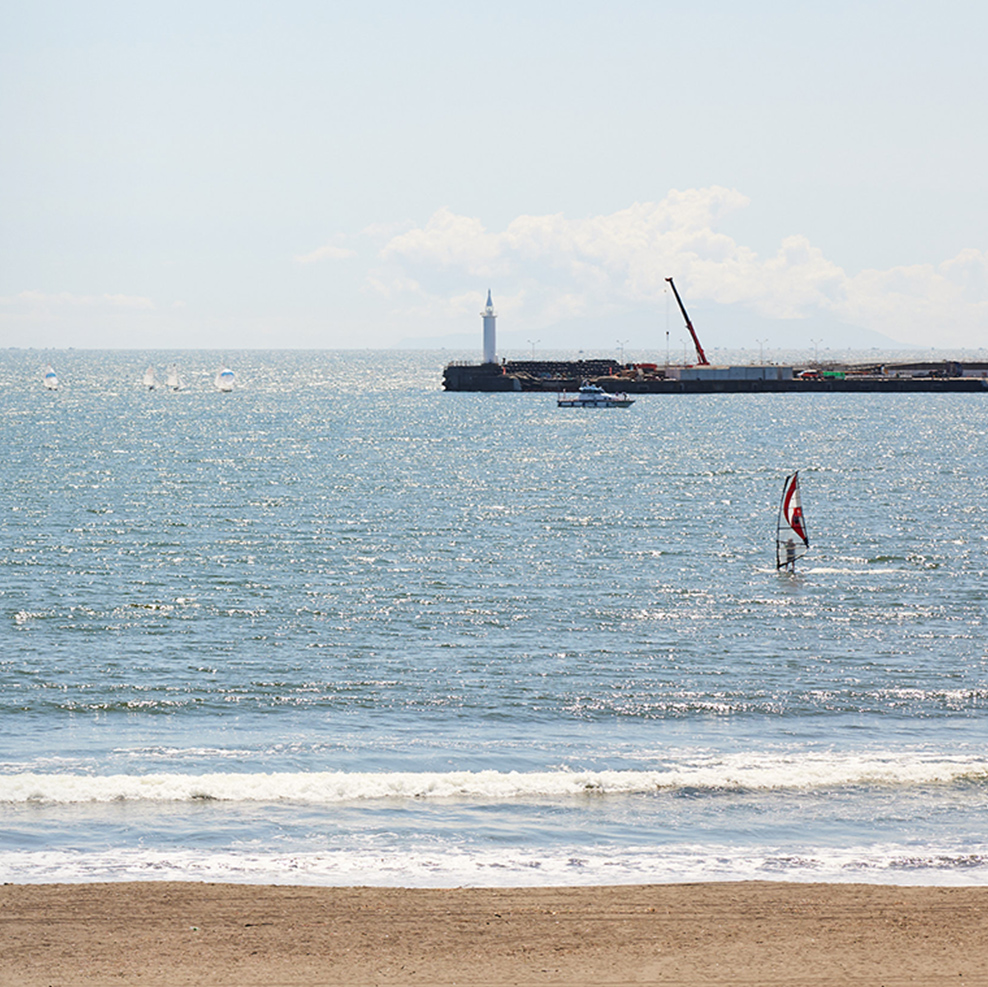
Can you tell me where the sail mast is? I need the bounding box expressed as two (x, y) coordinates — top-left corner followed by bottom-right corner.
(775, 474), (791, 570)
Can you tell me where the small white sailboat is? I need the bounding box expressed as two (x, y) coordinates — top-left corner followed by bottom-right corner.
(143, 366), (157, 390)
(776, 471), (809, 571)
(214, 367), (235, 392)
(165, 365), (183, 391)
(43, 366), (58, 390)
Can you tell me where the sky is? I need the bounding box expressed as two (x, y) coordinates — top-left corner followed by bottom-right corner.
(2, 0), (987, 354)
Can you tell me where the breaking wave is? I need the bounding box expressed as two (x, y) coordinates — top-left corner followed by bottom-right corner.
(2, 753), (986, 805)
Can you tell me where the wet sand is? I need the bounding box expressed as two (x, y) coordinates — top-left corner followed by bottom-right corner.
(2, 881), (987, 986)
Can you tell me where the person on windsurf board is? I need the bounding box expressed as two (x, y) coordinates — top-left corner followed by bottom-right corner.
(776, 472), (809, 572)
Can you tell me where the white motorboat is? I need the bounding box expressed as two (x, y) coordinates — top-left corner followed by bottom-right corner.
(557, 382), (634, 408)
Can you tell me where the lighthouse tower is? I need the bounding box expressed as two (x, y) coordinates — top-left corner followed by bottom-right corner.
(481, 289), (496, 364)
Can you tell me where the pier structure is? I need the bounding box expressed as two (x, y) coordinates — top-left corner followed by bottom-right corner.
(447, 288), (988, 393)
(443, 359), (988, 393)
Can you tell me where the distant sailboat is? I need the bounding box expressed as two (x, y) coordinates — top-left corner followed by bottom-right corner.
(776, 471), (809, 571)
(214, 367), (235, 392)
(165, 365), (183, 391)
(143, 366), (157, 390)
(43, 366), (58, 390)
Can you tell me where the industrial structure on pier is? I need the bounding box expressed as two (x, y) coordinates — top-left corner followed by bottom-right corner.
(442, 288), (988, 394)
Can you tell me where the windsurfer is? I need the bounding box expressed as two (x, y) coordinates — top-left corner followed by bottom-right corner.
(785, 538), (796, 572)
(776, 471), (810, 571)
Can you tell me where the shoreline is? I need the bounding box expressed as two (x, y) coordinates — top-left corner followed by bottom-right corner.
(3, 881), (987, 986)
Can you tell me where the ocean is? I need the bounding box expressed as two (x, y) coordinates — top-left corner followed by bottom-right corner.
(1, 349), (986, 887)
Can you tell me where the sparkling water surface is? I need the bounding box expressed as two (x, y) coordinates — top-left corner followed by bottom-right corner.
(1, 350), (987, 885)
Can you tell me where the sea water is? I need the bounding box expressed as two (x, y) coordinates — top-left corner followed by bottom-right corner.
(1, 349), (986, 887)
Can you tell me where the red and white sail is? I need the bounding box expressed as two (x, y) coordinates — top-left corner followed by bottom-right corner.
(782, 472), (808, 546)
(776, 471), (809, 569)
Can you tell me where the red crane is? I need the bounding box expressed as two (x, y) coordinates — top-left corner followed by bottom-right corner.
(665, 277), (710, 366)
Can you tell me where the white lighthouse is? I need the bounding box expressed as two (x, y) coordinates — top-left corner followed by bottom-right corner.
(481, 289), (496, 364)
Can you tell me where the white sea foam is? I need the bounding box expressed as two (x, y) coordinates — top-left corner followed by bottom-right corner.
(2, 842), (987, 887)
(806, 567), (902, 574)
(2, 752), (985, 804)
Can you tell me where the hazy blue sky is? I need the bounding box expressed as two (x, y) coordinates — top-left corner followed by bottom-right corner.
(2, 0), (986, 352)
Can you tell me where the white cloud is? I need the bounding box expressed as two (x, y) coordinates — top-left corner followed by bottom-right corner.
(382, 208), (508, 277)
(294, 244), (358, 264)
(0, 291), (160, 347)
(840, 253), (988, 344)
(363, 188), (988, 347)
(0, 291), (154, 315)
(362, 272), (424, 299)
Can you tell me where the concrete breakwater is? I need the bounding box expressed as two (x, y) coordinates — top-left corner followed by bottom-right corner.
(443, 360), (988, 394)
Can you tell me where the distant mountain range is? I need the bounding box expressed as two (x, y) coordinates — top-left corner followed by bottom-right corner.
(397, 302), (913, 355)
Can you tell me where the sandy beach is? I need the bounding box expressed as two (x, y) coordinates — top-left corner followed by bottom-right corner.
(1, 881), (986, 986)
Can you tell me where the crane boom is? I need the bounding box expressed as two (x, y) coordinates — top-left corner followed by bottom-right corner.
(665, 277), (710, 366)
